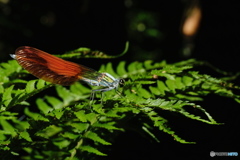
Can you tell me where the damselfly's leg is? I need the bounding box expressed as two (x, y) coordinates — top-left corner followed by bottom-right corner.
(88, 91), (96, 108)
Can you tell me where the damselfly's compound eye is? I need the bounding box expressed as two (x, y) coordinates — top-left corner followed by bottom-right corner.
(119, 79), (125, 86)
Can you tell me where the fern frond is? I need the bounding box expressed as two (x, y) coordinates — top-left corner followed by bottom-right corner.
(84, 131), (112, 145)
(1, 56), (240, 159)
(80, 145), (107, 156)
(54, 41), (129, 59)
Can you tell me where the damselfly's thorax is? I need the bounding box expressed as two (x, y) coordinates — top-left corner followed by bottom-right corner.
(81, 73), (123, 92)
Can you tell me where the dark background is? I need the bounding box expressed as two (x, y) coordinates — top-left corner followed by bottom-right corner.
(1, 0), (240, 159)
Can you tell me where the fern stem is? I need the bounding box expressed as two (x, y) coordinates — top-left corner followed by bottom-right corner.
(68, 138), (84, 160)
